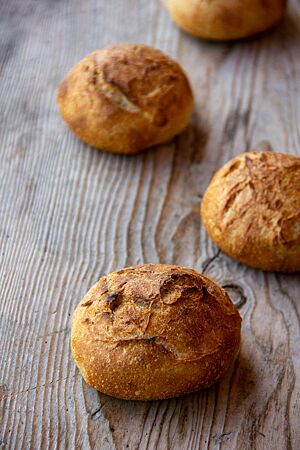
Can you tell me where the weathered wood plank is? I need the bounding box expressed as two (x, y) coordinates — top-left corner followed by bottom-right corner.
(0, 0), (299, 448)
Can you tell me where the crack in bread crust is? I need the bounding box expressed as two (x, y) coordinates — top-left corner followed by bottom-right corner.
(92, 62), (153, 121)
(92, 335), (223, 362)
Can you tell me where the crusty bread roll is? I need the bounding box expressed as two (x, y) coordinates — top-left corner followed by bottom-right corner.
(162, 0), (287, 41)
(71, 264), (241, 400)
(57, 44), (193, 154)
(201, 151), (300, 272)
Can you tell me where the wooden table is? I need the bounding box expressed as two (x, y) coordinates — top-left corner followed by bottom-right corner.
(1, 0), (299, 448)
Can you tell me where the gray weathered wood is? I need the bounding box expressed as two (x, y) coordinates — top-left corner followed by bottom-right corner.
(0, 0), (299, 448)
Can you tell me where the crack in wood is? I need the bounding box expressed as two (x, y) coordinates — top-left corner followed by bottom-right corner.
(91, 406), (103, 420)
(201, 249), (221, 274)
(0, 375), (76, 401)
(255, 430), (266, 438)
(222, 283), (247, 309)
(214, 431), (233, 444)
(37, 327), (70, 338)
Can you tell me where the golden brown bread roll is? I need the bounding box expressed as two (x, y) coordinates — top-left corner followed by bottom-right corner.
(201, 151), (300, 272)
(57, 44), (193, 154)
(162, 0), (287, 41)
(71, 264), (241, 400)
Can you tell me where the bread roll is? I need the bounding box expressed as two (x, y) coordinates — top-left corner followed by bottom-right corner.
(71, 264), (241, 400)
(162, 0), (287, 41)
(201, 151), (300, 272)
(57, 44), (193, 154)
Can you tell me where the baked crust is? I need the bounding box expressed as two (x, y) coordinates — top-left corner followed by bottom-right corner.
(57, 44), (193, 153)
(162, 0), (287, 41)
(71, 264), (241, 400)
(201, 151), (300, 272)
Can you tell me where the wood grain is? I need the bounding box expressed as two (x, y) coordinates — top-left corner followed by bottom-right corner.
(0, 0), (300, 448)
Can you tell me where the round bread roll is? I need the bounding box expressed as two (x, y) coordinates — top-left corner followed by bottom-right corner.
(162, 0), (287, 41)
(57, 44), (193, 154)
(201, 151), (300, 272)
(71, 264), (241, 400)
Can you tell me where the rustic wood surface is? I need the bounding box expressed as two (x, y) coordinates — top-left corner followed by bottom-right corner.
(0, 0), (300, 448)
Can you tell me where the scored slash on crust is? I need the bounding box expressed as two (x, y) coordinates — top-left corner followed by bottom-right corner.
(93, 62), (154, 121)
